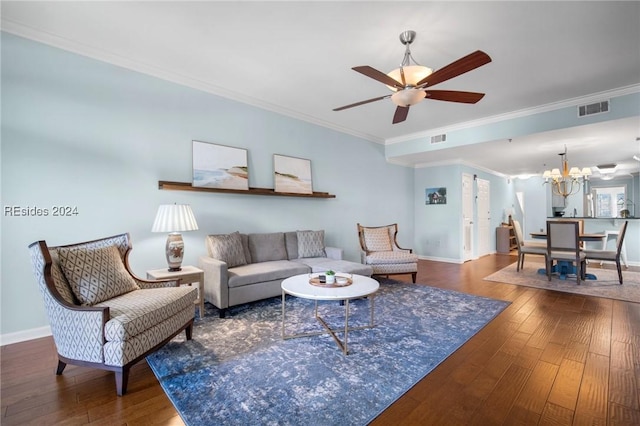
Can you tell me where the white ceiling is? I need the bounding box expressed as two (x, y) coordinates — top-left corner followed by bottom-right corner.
(2, 1), (639, 177)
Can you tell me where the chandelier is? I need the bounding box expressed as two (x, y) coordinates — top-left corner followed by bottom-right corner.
(542, 146), (592, 197)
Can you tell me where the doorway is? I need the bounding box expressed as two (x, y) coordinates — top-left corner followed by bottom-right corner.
(477, 178), (491, 257)
(462, 173), (474, 261)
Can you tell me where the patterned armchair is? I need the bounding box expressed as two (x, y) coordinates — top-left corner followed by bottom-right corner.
(357, 223), (419, 283)
(28, 233), (198, 395)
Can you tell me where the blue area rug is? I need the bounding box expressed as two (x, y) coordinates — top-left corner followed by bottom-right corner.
(147, 280), (510, 425)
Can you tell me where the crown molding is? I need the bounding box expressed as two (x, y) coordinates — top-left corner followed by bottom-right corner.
(385, 84), (640, 145)
(387, 156), (508, 177)
(0, 21), (384, 145)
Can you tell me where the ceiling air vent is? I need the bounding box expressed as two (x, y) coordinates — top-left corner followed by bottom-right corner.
(431, 134), (447, 144)
(578, 100), (609, 117)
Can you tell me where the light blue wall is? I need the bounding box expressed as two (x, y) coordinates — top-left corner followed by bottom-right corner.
(1, 33), (415, 335)
(413, 164), (514, 262)
(413, 165), (462, 261)
(513, 177), (548, 235)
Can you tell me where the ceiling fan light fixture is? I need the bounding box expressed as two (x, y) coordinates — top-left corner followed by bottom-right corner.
(332, 30), (491, 124)
(391, 88), (426, 107)
(386, 65), (433, 91)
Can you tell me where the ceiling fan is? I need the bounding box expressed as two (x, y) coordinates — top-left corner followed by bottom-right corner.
(333, 30), (492, 124)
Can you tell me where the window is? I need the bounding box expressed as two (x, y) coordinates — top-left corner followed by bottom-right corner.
(591, 186), (625, 218)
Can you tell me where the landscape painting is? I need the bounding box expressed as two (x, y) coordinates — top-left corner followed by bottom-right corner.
(274, 155), (312, 194)
(192, 141), (249, 190)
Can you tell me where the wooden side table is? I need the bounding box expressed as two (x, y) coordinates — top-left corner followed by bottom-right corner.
(146, 265), (205, 319)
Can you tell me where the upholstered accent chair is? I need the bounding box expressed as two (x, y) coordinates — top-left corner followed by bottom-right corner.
(546, 221), (586, 285)
(357, 223), (418, 283)
(584, 220), (628, 284)
(511, 218), (547, 271)
(28, 233), (198, 395)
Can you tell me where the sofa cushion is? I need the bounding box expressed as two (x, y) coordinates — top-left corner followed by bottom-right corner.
(293, 258), (373, 276)
(365, 251), (418, 265)
(58, 245), (140, 306)
(284, 231), (299, 260)
(248, 232), (287, 263)
(239, 233), (252, 264)
(206, 232), (247, 267)
(95, 286), (197, 341)
(297, 230), (326, 258)
(363, 227), (392, 252)
(228, 260), (309, 288)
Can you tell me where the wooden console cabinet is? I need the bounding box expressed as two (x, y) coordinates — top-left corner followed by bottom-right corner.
(496, 225), (517, 253)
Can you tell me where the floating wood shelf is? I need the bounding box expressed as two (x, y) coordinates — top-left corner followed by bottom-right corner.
(158, 181), (336, 198)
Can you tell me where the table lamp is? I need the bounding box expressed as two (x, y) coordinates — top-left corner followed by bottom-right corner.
(152, 204), (199, 271)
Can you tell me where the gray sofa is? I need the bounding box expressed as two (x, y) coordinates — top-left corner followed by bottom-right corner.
(198, 230), (372, 317)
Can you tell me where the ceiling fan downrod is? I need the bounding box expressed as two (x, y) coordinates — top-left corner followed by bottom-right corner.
(399, 30), (422, 68)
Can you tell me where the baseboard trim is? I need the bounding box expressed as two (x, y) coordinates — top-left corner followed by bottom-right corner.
(0, 326), (52, 346)
(418, 255), (465, 264)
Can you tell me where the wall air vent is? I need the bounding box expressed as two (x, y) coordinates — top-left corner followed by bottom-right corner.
(431, 134), (447, 144)
(578, 100), (609, 117)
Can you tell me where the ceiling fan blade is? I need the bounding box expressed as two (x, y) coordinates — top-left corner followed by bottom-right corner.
(352, 66), (404, 89)
(393, 106), (410, 124)
(424, 90), (486, 104)
(416, 50), (492, 87)
(333, 95), (390, 111)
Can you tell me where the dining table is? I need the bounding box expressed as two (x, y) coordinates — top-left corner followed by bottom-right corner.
(529, 232), (606, 280)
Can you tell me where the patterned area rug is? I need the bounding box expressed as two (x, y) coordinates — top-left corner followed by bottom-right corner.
(484, 260), (640, 303)
(146, 280), (509, 425)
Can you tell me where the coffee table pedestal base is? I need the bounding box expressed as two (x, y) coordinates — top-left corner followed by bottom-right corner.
(281, 293), (376, 355)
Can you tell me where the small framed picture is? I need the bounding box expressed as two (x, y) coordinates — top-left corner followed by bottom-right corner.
(426, 187), (447, 205)
(274, 155), (313, 194)
(192, 141), (249, 190)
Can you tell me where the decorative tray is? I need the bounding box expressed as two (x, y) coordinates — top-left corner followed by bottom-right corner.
(309, 274), (353, 288)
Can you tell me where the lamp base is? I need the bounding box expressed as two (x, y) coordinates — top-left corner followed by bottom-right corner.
(165, 233), (184, 272)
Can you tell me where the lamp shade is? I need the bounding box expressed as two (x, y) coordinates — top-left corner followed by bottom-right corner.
(386, 65), (433, 90)
(152, 204), (198, 233)
(391, 88), (426, 107)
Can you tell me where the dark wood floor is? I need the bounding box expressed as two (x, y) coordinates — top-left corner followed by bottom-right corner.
(2, 255), (639, 425)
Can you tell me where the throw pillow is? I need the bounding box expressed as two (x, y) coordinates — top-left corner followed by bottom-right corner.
(363, 227), (392, 251)
(206, 232), (247, 267)
(297, 230), (326, 258)
(58, 245), (140, 306)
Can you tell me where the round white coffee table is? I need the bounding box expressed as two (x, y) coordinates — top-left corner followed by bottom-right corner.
(281, 273), (379, 355)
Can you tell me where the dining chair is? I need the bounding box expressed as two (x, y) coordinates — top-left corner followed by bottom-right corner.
(546, 220), (586, 285)
(511, 219), (547, 272)
(583, 220), (628, 284)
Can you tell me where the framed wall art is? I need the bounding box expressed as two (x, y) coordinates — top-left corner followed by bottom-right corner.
(192, 140), (249, 190)
(425, 187), (447, 205)
(273, 154), (313, 194)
